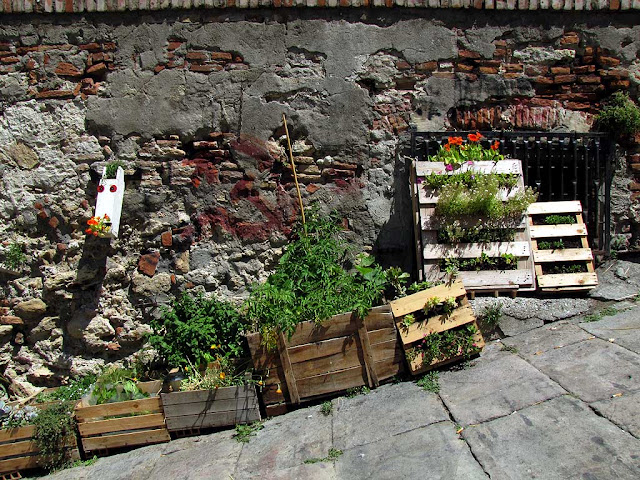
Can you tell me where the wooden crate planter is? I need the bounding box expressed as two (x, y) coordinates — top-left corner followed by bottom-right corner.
(75, 381), (170, 455)
(414, 159), (536, 295)
(0, 425), (79, 476)
(528, 201), (598, 292)
(161, 384), (260, 433)
(246, 305), (403, 413)
(389, 280), (485, 375)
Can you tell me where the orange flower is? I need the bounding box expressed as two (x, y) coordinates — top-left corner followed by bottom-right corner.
(491, 140), (500, 150)
(87, 217), (98, 226)
(448, 136), (463, 146)
(219, 372), (226, 380)
(444, 143), (451, 151)
(85, 228), (92, 234)
(93, 231), (98, 236)
(467, 132), (483, 142)
(276, 384), (282, 394)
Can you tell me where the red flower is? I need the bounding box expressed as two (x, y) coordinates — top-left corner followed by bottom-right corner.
(448, 136), (463, 146)
(444, 143), (451, 151)
(467, 132), (482, 142)
(85, 228), (92, 234)
(87, 217), (98, 226)
(491, 140), (500, 150)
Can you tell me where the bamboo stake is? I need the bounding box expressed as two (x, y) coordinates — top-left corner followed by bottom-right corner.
(282, 114), (306, 226)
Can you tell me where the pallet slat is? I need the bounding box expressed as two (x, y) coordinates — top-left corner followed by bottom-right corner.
(160, 385), (255, 406)
(533, 248), (593, 262)
(422, 241), (531, 260)
(81, 428), (171, 453)
(537, 272), (599, 288)
(75, 397), (163, 422)
(77, 413), (166, 436)
(397, 304), (476, 345)
(389, 281), (466, 318)
(165, 410), (261, 431)
(527, 200), (582, 215)
(529, 224), (587, 239)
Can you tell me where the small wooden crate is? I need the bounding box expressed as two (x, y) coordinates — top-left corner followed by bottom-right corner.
(161, 385), (260, 433)
(415, 159), (536, 294)
(246, 305), (403, 414)
(0, 425), (79, 476)
(389, 280), (484, 375)
(75, 381), (170, 456)
(528, 201), (598, 292)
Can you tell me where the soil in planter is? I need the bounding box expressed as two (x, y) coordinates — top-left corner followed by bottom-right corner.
(542, 262), (589, 275)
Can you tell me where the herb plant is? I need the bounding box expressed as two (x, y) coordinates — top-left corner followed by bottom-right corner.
(543, 214), (576, 225)
(596, 92), (640, 138)
(150, 292), (247, 367)
(3, 242), (26, 271)
(32, 402), (76, 471)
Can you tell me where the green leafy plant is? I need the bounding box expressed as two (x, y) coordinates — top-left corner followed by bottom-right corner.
(179, 356), (246, 391)
(35, 375), (96, 403)
(150, 293), (247, 368)
(442, 253), (518, 272)
(104, 160), (125, 179)
(583, 305), (620, 323)
(416, 371), (440, 393)
(402, 313), (416, 329)
(320, 401), (333, 416)
(3, 242), (26, 271)
(408, 280), (443, 293)
(234, 421), (264, 443)
(416, 324), (481, 367)
(438, 223), (517, 244)
(32, 402), (76, 471)
(596, 92), (640, 138)
(543, 214), (576, 225)
(345, 386), (370, 398)
(546, 263), (587, 274)
(70, 456), (98, 468)
(423, 296), (457, 318)
(90, 367), (147, 405)
(304, 448), (344, 464)
(478, 303), (502, 330)
(246, 208), (390, 346)
(537, 239), (565, 250)
(424, 171), (518, 190)
(384, 266), (410, 298)
(428, 133), (504, 170)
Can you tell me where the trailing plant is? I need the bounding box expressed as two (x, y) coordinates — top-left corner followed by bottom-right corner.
(3, 241), (26, 271)
(104, 160), (125, 179)
(416, 324), (481, 366)
(89, 367), (147, 405)
(424, 171), (518, 190)
(246, 207), (391, 346)
(543, 214), (576, 225)
(428, 132), (504, 170)
(32, 402), (76, 471)
(35, 375), (96, 403)
(596, 92), (640, 138)
(150, 292), (247, 368)
(438, 223), (517, 244)
(435, 174), (537, 221)
(442, 253), (518, 272)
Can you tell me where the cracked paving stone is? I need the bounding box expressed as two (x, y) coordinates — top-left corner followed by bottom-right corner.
(525, 337), (640, 403)
(591, 391), (640, 439)
(463, 395), (640, 480)
(498, 314), (544, 337)
(580, 305), (640, 355)
(332, 382), (449, 451)
(439, 347), (566, 426)
(336, 421), (488, 480)
(502, 322), (592, 357)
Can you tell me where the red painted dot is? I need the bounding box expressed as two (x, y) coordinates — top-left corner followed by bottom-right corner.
(110, 185), (117, 193)
(97, 185), (104, 193)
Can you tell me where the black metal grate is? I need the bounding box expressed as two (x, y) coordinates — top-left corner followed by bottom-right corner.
(409, 129), (615, 252)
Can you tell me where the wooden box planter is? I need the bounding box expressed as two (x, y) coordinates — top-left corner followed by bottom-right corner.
(0, 425), (79, 476)
(389, 280), (484, 375)
(414, 159), (536, 295)
(75, 381), (170, 456)
(528, 201), (598, 292)
(246, 305), (403, 414)
(161, 384), (260, 434)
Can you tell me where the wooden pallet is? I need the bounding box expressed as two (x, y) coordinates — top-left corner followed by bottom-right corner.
(528, 201), (598, 292)
(75, 381), (170, 456)
(389, 280), (484, 376)
(161, 385), (260, 433)
(0, 425), (79, 476)
(414, 159), (536, 294)
(246, 305), (404, 414)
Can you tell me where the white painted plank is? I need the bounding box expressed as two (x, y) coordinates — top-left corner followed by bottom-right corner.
(423, 241), (531, 260)
(527, 201), (582, 215)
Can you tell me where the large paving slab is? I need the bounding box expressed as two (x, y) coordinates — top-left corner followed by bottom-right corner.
(235, 404), (332, 477)
(336, 421), (488, 480)
(439, 347), (566, 426)
(497, 314), (544, 337)
(236, 462), (337, 480)
(526, 337), (640, 403)
(501, 322), (592, 357)
(590, 260), (640, 301)
(332, 382), (449, 451)
(463, 395), (640, 480)
(580, 305), (640, 354)
(591, 391), (640, 439)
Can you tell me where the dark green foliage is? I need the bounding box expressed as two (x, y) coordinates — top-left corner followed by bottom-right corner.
(417, 324), (481, 366)
(545, 263), (587, 274)
(438, 225), (517, 244)
(596, 92), (640, 137)
(104, 160), (124, 179)
(150, 293), (247, 367)
(3, 242), (26, 271)
(442, 253), (518, 272)
(543, 215), (576, 225)
(32, 403), (76, 471)
(246, 208), (388, 344)
(35, 375), (96, 403)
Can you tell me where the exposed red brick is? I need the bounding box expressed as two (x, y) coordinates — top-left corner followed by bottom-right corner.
(138, 252), (161, 277)
(505, 63), (523, 72)
(102, 42), (117, 51)
(578, 75), (601, 84)
(161, 231), (173, 247)
(56, 243), (67, 252)
(48, 216), (59, 229)
(479, 66), (499, 74)
(565, 102), (591, 110)
(167, 41), (182, 51)
(24, 59), (37, 70)
(503, 73), (521, 79)
(574, 65), (595, 74)
(79, 42), (101, 52)
(455, 63), (475, 72)
(525, 65), (548, 76)
(189, 64), (224, 73)
(529, 98), (557, 107)
(86, 62), (107, 76)
(154, 64), (166, 74)
(106, 342), (121, 351)
(610, 0), (620, 9)
(554, 74), (578, 84)
(609, 79), (631, 89)
(599, 68), (629, 79)
(90, 52), (106, 63)
(597, 56), (621, 67)
(493, 48), (507, 58)
(170, 274), (176, 285)
(35, 90), (74, 99)
(210, 52), (233, 61)
(551, 66), (571, 75)
(0, 56), (19, 64)
(185, 282), (195, 289)
(55, 62), (83, 76)
(459, 50), (481, 59)
(306, 184), (320, 194)
(534, 76), (554, 85)
(560, 33), (580, 46)
(186, 51), (208, 61)
(396, 60), (411, 70)
(415, 61), (437, 72)
(584, 47), (594, 56)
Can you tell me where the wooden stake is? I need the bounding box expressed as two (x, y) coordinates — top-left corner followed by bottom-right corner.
(282, 114), (305, 225)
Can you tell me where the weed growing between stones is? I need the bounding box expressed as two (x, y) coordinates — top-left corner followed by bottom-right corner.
(234, 421), (264, 443)
(416, 371), (440, 393)
(345, 386), (370, 398)
(320, 401), (333, 416)
(500, 344), (518, 354)
(478, 303), (503, 331)
(583, 305), (621, 322)
(3, 241), (26, 271)
(304, 448), (343, 464)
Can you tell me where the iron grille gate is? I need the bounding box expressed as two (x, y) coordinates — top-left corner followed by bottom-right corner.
(409, 129), (615, 253)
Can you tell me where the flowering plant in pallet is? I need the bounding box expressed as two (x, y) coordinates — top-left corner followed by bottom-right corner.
(429, 132), (504, 171)
(85, 213), (112, 237)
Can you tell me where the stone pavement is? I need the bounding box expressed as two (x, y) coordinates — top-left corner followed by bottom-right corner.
(38, 262), (640, 480)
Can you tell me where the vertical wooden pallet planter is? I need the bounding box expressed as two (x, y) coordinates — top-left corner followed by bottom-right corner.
(0, 425), (79, 476)
(389, 280), (485, 376)
(246, 305), (403, 415)
(75, 381), (170, 456)
(528, 201), (598, 292)
(161, 384), (260, 434)
(414, 159), (536, 295)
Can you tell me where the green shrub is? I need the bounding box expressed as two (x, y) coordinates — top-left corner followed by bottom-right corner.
(3, 242), (26, 271)
(150, 293), (247, 367)
(596, 92), (640, 137)
(32, 403), (76, 471)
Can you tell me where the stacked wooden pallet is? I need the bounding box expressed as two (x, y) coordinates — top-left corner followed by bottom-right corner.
(528, 201), (598, 292)
(414, 159), (536, 295)
(246, 305), (404, 416)
(389, 280), (484, 375)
